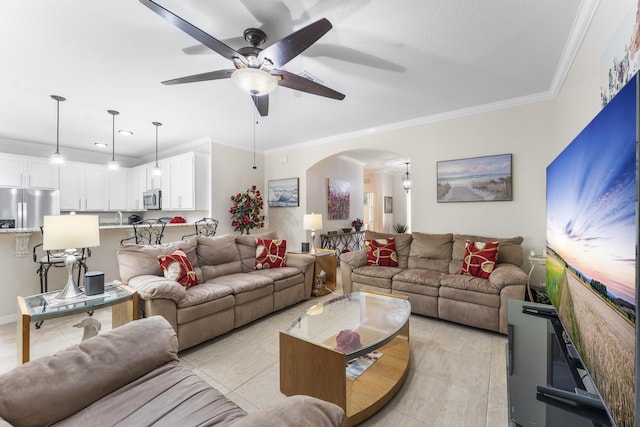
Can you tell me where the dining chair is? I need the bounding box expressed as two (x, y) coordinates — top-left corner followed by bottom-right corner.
(181, 218), (218, 240)
(120, 219), (166, 245)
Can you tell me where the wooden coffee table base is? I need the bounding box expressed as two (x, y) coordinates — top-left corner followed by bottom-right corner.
(280, 322), (410, 426)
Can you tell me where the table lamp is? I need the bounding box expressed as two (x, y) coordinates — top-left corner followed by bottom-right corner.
(43, 214), (100, 299)
(303, 213), (323, 254)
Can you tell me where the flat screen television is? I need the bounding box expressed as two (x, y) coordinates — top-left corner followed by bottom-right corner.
(546, 73), (638, 426)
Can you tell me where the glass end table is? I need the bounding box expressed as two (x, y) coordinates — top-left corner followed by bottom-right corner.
(17, 282), (138, 364)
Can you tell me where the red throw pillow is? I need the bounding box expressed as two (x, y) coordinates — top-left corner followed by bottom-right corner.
(461, 240), (499, 279)
(157, 248), (199, 287)
(255, 238), (287, 269)
(365, 237), (399, 267)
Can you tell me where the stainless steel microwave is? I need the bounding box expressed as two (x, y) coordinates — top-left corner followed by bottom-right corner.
(143, 189), (162, 210)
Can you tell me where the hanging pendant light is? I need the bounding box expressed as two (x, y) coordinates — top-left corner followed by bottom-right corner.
(50, 95), (66, 164)
(152, 121), (162, 176)
(107, 110), (120, 170)
(402, 162), (411, 193)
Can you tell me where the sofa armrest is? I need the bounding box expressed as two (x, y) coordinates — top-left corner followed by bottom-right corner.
(126, 275), (187, 303)
(231, 395), (344, 427)
(339, 250), (367, 294)
(488, 263), (528, 290)
(0, 316), (178, 427)
(339, 250), (367, 268)
(286, 253), (316, 298)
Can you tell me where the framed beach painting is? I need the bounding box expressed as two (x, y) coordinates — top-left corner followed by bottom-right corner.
(267, 178), (299, 207)
(437, 154), (512, 202)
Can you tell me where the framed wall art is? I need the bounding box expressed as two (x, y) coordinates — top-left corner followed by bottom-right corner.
(437, 154), (512, 202)
(328, 178), (350, 220)
(384, 196), (393, 213)
(267, 177), (299, 207)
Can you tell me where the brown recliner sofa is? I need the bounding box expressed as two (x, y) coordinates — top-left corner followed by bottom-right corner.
(339, 231), (529, 334)
(116, 232), (315, 351)
(0, 316), (344, 427)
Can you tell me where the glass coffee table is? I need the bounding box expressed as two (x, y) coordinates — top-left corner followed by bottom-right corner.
(17, 282), (138, 364)
(280, 291), (411, 427)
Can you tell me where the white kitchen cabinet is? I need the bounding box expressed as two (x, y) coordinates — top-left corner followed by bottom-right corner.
(127, 166), (147, 210)
(106, 167), (127, 210)
(169, 153), (195, 209)
(59, 162), (127, 211)
(84, 166), (107, 210)
(59, 163), (85, 210)
(0, 154), (58, 189)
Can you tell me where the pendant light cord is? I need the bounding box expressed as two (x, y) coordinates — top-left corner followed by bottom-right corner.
(252, 103), (258, 170)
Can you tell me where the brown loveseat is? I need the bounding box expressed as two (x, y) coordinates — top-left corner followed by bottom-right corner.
(339, 231), (529, 334)
(116, 232), (315, 351)
(0, 316), (345, 427)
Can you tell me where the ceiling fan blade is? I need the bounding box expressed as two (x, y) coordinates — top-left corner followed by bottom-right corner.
(162, 69), (235, 85)
(139, 0), (242, 62)
(252, 94), (269, 116)
(259, 18), (332, 68)
(273, 70), (345, 100)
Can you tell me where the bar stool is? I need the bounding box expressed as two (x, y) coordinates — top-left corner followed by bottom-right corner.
(181, 218), (218, 240)
(33, 232), (90, 294)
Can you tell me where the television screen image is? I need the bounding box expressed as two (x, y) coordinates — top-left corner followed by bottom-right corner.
(546, 74), (637, 426)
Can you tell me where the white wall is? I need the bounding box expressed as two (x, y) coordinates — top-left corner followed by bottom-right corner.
(211, 143), (265, 236)
(265, 100), (555, 258)
(263, 1), (635, 264)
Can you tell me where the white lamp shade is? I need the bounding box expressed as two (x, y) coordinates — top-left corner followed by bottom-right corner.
(303, 213), (323, 231)
(232, 68), (277, 96)
(43, 215), (100, 250)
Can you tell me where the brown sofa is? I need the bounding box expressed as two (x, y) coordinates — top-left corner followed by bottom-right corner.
(116, 232), (315, 351)
(0, 316), (345, 427)
(339, 231), (529, 334)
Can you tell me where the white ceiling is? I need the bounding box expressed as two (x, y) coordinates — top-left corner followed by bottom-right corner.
(0, 0), (590, 167)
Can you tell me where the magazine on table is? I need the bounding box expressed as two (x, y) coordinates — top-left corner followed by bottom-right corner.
(346, 350), (383, 380)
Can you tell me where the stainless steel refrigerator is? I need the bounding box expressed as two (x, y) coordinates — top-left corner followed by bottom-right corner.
(0, 188), (60, 229)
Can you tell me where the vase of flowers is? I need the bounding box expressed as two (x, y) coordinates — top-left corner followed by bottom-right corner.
(351, 218), (363, 232)
(229, 186), (265, 234)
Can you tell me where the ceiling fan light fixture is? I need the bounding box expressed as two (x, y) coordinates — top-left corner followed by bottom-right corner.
(232, 68), (277, 96)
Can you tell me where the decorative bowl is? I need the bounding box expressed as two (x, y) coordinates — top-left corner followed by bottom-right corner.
(341, 228), (353, 233)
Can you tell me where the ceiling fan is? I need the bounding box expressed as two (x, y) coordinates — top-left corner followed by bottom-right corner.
(139, 0), (345, 116)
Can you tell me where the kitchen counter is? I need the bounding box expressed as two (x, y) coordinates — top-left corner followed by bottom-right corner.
(2, 222), (194, 256)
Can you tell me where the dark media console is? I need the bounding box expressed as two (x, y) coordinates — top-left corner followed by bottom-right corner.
(507, 299), (615, 427)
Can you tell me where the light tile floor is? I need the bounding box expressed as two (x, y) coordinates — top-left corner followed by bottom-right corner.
(0, 272), (509, 427)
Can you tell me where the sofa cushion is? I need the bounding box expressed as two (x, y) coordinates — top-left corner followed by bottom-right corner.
(440, 274), (500, 295)
(393, 268), (444, 288)
(450, 234), (523, 274)
(365, 237), (399, 267)
(118, 238), (200, 284)
(407, 232), (453, 273)
(352, 265), (403, 290)
(255, 238), (287, 269)
(55, 362), (247, 427)
(0, 316), (177, 427)
(158, 248), (199, 287)
(460, 240), (499, 279)
(209, 272), (273, 295)
(251, 267), (303, 290)
(236, 231), (278, 272)
(230, 395), (344, 427)
(364, 231), (412, 268)
(196, 234), (242, 281)
(176, 281), (234, 309)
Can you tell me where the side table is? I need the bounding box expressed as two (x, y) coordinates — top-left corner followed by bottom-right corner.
(290, 249), (337, 296)
(17, 282), (138, 364)
(527, 255), (547, 302)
